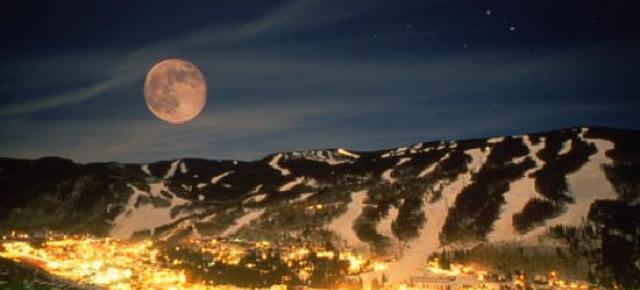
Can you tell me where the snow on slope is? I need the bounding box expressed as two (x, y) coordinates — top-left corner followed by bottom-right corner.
(396, 157), (412, 166)
(179, 162), (187, 174)
(211, 170), (234, 184)
(487, 136), (505, 144)
(328, 190), (369, 250)
(381, 157), (413, 183)
(291, 192), (314, 203)
(419, 153), (449, 178)
(110, 182), (189, 239)
(269, 153), (291, 176)
(337, 148), (360, 159)
(250, 184), (263, 194)
(489, 136), (546, 242)
(252, 194), (267, 203)
(558, 139), (573, 156)
(279, 177), (305, 192)
(527, 134), (616, 238)
(164, 159), (181, 179)
(141, 165), (151, 176)
(220, 208), (266, 237)
(466, 147), (491, 173)
(376, 206), (399, 239)
(381, 169), (395, 183)
(387, 147), (489, 282)
(286, 149), (359, 165)
(518, 131), (616, 240)
(381, 147), (409, 158)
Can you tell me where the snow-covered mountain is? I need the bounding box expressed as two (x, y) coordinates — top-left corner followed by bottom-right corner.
(1, 126), (638, 281)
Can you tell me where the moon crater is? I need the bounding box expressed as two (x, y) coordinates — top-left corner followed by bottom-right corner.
(144, 59), (207, 124)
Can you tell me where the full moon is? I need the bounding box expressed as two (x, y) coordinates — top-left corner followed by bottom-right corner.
(144, 59), (207, 124)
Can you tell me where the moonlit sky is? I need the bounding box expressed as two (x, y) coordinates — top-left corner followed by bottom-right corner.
(1, 1), (639, 163)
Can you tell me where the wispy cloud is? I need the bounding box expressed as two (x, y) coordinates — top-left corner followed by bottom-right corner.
(2, 0), (637, 162)
(0, 0), (376, 117)
(0, 99), (375, 162)
(0, 77), (130, 117)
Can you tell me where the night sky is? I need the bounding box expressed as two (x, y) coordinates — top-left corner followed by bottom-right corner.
(1, 0), (639, 163)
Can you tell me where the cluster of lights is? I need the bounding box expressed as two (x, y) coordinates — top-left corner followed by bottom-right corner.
(425, 258), (485, 278)
(409, 258), (593, 290)
(0, 234), (388, 288)
(185, 238), (387, 284)
(194, 240), (246, 266)
(0, 236), (222, 289)
(1, 232), (594, 290)
(544, 271), (592, 290)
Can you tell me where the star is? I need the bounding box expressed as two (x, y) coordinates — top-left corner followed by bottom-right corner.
(485, 10), (492, 16)
(509, 26), (516, 31)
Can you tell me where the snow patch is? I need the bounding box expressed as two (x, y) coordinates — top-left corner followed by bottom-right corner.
(164, 159), (181, 179)
(141, 165), (151, 176)
(418, 153), (449, 178)
(305, 178), (319, 188)
(376, 206), (399, 238)
(198, 194), (205, 201)
(250, 184), (263, 195)
(487, 136), (505, 144)
(465, 147), (491, 173)
(200, 212), (217, 223)
(220, 208), (266, 237)
(211, 170), (234, 184)
(287, 149), (357, 165)
(110, 182), (189, 239)
(381, 169), (395, 183)
(558, 139), (573, 156)
(158, 218), (198, 241)
(396, 157), (412, 166)
(328, 190), (368, 250)
(279, 177), (305, 192)
(269, 153), (291, 176)
(381, 147), (410, 158)
(252, 194), (267, 203)
(381, 157), (413, 183)
(337, 148), (360, 159)
(489, 136), (545, 242)
(291, 192), (314, 203)
(387, 148), (485, 282)
(512, 155), (529, 164)
(179, 162), (187, 174)
(579, 127), (589, 138)
(535, 137), (616, 231)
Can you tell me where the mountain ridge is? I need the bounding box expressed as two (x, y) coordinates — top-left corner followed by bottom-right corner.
(7, 125), (635, 165)
(1, 125), (639, 284)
